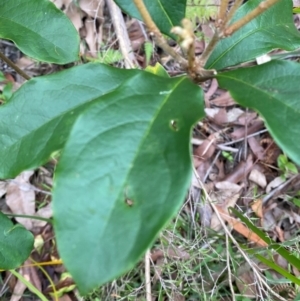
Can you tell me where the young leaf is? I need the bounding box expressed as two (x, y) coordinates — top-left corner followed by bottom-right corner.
(114, 0), (186, 38)
(0, 63), (143, 178)
(217, 60), (300, 165)
(0, 0), (79, 63)
(52, 73), (204, 295)
(0, 212), (33, 269)
(206, 0), (300, 70)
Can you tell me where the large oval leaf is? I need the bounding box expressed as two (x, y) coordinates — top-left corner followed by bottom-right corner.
(206, 0), (300, 70)
(0, 63), (141, 178)
(0, 0), (79, 63)
(114, 0), (186, 38)
(0, 212), (34, 269)
(217, 60), (300, 165)
(52, 73), (204, 294)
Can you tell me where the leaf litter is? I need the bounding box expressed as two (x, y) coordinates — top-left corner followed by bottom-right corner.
(1, 0), (300, 300)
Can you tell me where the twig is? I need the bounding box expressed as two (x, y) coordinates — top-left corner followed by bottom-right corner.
(226, 233), (236, 301)
(224, 0), (280, 36)
(145, 249), (152, 301)
(106, 0), (138, 68)
(262, 173), (300, 204)
(225, 0), (244, 26)
(132, 0), (188, 69)
(217, 0), (230, 27)
(0, 52), (31, 80)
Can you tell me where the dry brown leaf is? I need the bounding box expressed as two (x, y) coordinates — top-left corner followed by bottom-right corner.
(33, 203), (53, 228)
(6, 171), (35, 230)
(248, 136), (265, 160)
(0, 181), (8, 198)
(249, 169), (267, 188)
(9, 263), (39, 301)
(224, 154), (253, 183)
(266, 176), (285, 193)
(210, 91), (236, 107)
(66, 2), (83, 32)
(251, 199), (263, 218)
(10, 277), (26, 301)
(79, 0), (104, 19)
(85, 17), (97, 56)
(216, 205), (268, 247)
(210, 182), (242, 230)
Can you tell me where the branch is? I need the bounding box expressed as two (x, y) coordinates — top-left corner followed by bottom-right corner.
(132, 0), (188, 69)
(106, 0), (138, 68)
(224, 0), (280, 36)
(0, 52), (31, 80)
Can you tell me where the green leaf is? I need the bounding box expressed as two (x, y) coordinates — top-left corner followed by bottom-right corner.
(230, 208), (300, 271)
(217, 60), (300, 165)
(0, 212), (33, 269)
(206, 0), (300, 70)
(0, 63), (142, 178)
(0, 0), (79, 63)
(114, 0), (186, 38)
(145, 62), (169, 78)
(53, 73), (204, 294)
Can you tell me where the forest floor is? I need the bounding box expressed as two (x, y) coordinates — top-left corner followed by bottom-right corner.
(1, 0), (300, 301)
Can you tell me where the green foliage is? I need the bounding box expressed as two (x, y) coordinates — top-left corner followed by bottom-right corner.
(0, 0), (299, 296)
(277, 154), (298, 179)
(0, 0), (79, 63)
(113, 0), (187, 38)
(206, 0), (300, 69)
(0, 212), (33, 269)
(87, 49), (123, 65)
(186, 0), (218, 23)
(53, 73), (204, 294)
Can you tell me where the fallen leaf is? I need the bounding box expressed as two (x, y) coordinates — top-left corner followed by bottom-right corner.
(249, 169), (267, 188)
(79, 0), (104, 19)
(216, 206), (268, 247)
(6, 171), (35, 230)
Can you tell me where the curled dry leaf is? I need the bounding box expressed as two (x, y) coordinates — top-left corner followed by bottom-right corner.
(248, 136), (265, 160)
(66, 2), (83, 32)
(249, 169), (267, 188)
(32, 203), (53, 228)
(6, 171), (35, 230)
(266, 176), (285, 193)
(224, 154), (253, 184)
(85, 17), (98, 56)
(79, 0), (104, 19)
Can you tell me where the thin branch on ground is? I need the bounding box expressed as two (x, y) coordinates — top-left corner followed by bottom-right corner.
(106, 0), (138, 68)
(0, 52), (31, 80)
(145, 249), (152, 301)
(226, 233), (236, 301)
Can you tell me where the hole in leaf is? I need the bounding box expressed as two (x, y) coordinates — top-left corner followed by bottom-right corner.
(169, 119), (179, 131)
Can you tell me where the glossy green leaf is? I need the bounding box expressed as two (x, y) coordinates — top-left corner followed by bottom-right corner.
(0, 212), (33, 269)
(0, 63), (141, 178)
(0, 0), (79, 63)
(114, 0), (186, 38)
(206, 0), (300, 70)
(53, 73), (204, 295)
(217, 60), (300, 165)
